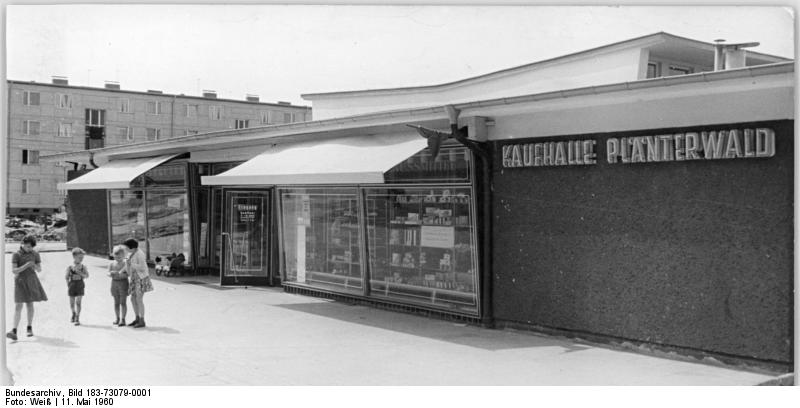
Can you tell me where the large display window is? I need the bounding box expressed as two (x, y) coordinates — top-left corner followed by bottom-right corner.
(108, 160), (193, 267)
(146, 190), (192, 266)
(365, 187), (478, 314)
(280, 188), (364, 293)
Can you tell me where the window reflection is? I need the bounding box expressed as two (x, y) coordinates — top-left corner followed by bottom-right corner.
(109, 190), (146, 247)
(146, 191), (192, 266)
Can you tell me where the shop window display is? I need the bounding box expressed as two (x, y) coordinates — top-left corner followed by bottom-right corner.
(281, 188), (363, 293)
(366, 187), (478, 314)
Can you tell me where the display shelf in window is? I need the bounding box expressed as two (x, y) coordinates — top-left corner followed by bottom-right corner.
(366, 186), (479, 313)
(306, 271), (362, 289)
(370, 280), (477, 307)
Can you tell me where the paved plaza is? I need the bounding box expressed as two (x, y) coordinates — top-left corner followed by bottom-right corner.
(3, 251), (786, 385)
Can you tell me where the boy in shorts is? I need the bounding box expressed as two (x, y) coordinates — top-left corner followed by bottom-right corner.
(65, 247), (89, 325)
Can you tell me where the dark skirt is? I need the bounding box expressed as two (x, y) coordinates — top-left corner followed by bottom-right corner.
(68, 280), (86, 297)
(14, 270), (48, 303)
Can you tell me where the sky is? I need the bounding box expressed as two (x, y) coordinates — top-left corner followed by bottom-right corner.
(5, 4), (795, 106)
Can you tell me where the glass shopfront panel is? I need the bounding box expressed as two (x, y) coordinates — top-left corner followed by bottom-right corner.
(365, 187), (478, 314)
(109, 189), (146, 247)
(384, 146), (471, 184)
(143, 163), (186, 187)
(146, 190), (192, 266)
(280, 188), (363, 293)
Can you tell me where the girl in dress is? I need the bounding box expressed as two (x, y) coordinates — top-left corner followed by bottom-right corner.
(6, 235), (48, 341)
(108, 245), (130, 326)
(124, 239), (153, 328)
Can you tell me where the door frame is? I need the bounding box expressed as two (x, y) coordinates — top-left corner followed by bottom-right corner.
(220, 188), (273, 286)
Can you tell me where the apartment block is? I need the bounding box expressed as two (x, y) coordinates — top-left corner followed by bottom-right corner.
(6, 78), (312, 216)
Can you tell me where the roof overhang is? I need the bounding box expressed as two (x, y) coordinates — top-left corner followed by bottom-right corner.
(42, 61), (794, 166)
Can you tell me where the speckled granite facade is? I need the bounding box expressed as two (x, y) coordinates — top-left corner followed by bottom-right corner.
(490, 120), (793, 364)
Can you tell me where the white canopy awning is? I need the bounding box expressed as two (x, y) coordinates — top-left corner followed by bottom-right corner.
(58, 154), (181, 190)
(201, 133), (428, 185)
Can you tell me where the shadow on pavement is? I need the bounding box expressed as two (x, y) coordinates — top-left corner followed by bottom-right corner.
(76, 324), (116, 331)
(140, 326), (180, 334)
(33, 336), (80, 348)
(277, 301), (591, 352)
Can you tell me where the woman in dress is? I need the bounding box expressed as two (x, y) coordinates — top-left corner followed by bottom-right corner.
(7, 235), (48, 341)
(123, 238), (153, 328)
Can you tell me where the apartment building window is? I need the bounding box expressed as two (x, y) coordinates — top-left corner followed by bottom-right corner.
(234, 119), (249, 129)
(22, 179), (40, 195)
(118, 127), (133, 142)
(185, 104), (199, 118)
(209, 106), (222, 120)
(260, 111), (271, 124)
(56, 93), (72, 109)
(146, 101), (163, 115)
(646, 62), (660, 78)
(23, 120), (41, 136)
(58, 123), (72, 138)
(667, 65), (693, 76)
(283, 113), (293, 123)
(146, 128), (161, 141)
(22, 150), (40, 165)
(119, 98), (131, 113)
(23, 91), (40, 106)
(86, 109), (105, 127)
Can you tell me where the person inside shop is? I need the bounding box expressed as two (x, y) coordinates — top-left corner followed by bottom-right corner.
(6, 235), (48, 341)
(123, 238), (153, 328)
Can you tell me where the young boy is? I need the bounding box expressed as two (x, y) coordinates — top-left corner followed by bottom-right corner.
(65, 247), (89, 325)
(108, 245), (130, 326)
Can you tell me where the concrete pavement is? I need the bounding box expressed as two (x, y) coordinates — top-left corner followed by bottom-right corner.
(3, 251), (786, 385)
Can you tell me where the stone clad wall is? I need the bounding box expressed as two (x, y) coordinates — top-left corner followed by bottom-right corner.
(490, 120), (793, 365)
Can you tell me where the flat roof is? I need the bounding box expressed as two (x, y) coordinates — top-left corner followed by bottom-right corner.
(301, 32), (791, 99)
(6, 79), (311, 110)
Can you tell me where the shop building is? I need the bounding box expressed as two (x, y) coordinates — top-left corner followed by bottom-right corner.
(44, 33), (794, 369)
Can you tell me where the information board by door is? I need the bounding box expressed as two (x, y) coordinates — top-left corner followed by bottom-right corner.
(221, 189), (271, 286)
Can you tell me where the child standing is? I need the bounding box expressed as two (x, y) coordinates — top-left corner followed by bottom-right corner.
(108, 245), (130, 326)
(65, 247), (89, 325)
(6, 235), (48, 341)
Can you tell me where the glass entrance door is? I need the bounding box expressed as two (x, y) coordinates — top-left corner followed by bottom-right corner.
(221, 189), (271, 285)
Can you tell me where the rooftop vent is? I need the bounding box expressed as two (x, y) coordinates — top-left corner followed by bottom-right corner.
(203, 90), (217, 98)
(277, 101), (291, 106)
(51, 76), (68, 85)
(104, 81), (120, 90)
(147, 89), (163, 94)
(246, 94), (260, 102)
(713, 39), (759, 71)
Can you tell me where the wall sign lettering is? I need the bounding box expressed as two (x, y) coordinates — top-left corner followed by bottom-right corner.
(501, 127), (775, 168)
(606, 128), (775, 164)
(502, 140), (597, 168)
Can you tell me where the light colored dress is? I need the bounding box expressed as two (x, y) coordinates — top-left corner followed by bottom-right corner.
(128, 249), (153, 295)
